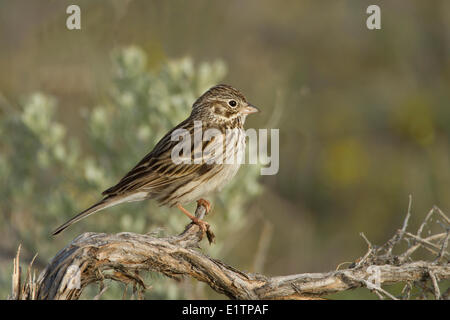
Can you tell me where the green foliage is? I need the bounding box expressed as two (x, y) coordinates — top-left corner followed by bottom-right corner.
(0, 47), (261, 299)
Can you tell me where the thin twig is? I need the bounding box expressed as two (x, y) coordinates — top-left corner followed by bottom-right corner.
(434, 206), (450, 225)
(385, 195), (412, 256)
(399, 233), (447, 263)
(344, 273), (398, 300)
(428, 270), (441, 300)
(435, 231), (449, 264)
(93, 285), (109, 300)
(404, 232), (447, 257)
(417, 207), (435, 238)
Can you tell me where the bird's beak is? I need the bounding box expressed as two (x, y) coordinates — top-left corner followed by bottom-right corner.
(240, 103), (260, 115)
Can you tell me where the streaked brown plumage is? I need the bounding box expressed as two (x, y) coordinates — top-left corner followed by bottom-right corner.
(52, 84), (259, 235)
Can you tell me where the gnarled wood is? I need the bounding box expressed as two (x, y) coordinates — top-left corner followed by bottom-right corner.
(10, 202), (450, 300)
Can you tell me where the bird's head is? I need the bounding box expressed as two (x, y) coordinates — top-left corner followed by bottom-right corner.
(191, 84), (259, 126)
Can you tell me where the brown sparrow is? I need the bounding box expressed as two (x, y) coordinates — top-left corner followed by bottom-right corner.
(53, 84), (259, 235)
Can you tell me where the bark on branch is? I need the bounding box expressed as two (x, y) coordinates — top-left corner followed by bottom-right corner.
(10, 200), (450, 300)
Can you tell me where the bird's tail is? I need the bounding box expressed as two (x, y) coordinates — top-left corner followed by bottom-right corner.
(52, 196), (118, 235)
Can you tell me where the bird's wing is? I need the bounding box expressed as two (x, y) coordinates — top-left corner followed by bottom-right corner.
(102, 120), (224, 197)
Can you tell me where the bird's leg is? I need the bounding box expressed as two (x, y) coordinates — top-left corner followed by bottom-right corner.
(196, 198), (211, 214)
(176, 204), (210, 234)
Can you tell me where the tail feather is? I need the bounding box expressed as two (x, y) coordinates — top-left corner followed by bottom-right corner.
(52, 197), (116, 235)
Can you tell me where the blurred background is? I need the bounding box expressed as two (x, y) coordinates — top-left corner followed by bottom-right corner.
(0, 0), (449, 299)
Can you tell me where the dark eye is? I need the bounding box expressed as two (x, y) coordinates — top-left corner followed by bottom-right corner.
(228, 100), (237, 107)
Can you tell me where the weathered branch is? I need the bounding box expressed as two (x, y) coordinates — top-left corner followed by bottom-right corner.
(10, 202), (450, 300)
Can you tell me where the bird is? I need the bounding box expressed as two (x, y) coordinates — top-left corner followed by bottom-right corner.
(52, 84), (259, 236)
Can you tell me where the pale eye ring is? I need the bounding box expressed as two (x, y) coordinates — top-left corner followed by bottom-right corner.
(228, 100), (237, 107)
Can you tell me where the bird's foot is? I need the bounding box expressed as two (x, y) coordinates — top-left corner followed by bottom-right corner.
(191, 216), (210, 234)
(191, 216), (215, 244)
(196, 198), (211, 214)
(195, 199), (215, 243)
(176, 203), (215, 243)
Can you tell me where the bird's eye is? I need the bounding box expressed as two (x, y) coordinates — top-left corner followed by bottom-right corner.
(228, 100), (237, 107)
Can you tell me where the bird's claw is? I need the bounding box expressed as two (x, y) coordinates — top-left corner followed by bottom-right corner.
(192, 216), (209, 233)
(191, 217), (215, 244)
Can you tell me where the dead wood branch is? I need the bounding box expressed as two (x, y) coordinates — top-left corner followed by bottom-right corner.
(9, 202), (450, 300)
